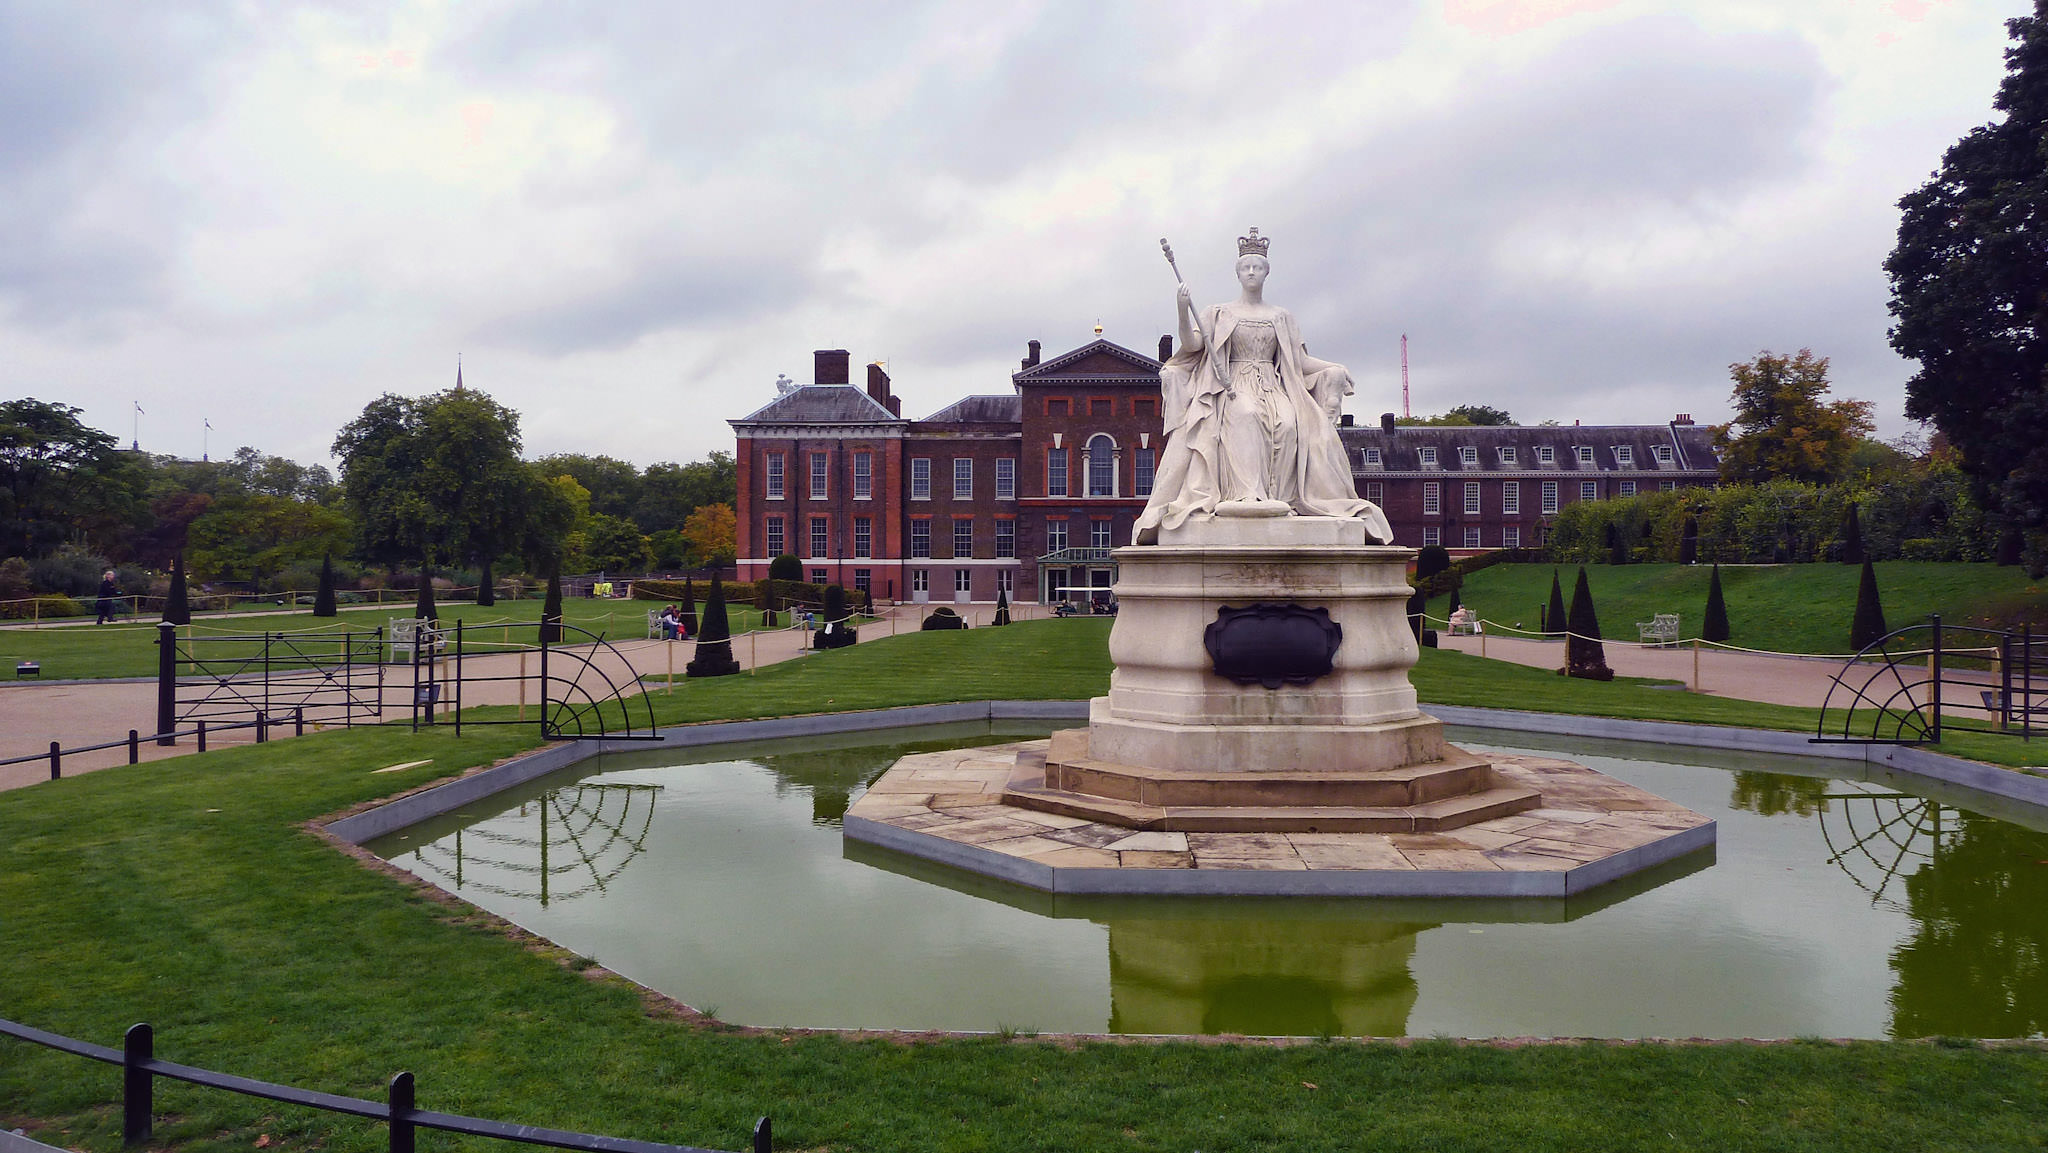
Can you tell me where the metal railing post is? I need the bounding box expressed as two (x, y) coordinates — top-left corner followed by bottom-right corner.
(196, 719), (207, 753)
(1930, 614), (1943, 741)
(122, 1022), (153, 1145)
(388, 1071), (415, 1153)
(2025, 623), (2034, 742)
(156, 622), (177, 746)
(256, 713), (268, 744)
(753, 1116), (771, 1153)
(128, 730), (139, 765)
(454, 621), (463, 738)
(48, 741), (60, 780)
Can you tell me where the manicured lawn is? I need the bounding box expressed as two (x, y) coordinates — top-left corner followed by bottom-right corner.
(4, 622), (2045, 1152)
(1429, 562), (2047, 655)
(0, 598), (772, 682)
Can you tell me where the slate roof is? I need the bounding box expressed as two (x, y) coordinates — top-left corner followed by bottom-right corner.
(919, 395), (1022, 423)
(1339, 423), (1720, 475)
(731, 385), (902, 426)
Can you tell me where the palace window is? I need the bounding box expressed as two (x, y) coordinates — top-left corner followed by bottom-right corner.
(1459, 446), (1477, 466)
(1463, 481), (1481, 515)
(1365, 448), (1382, 466)
(1464, 526), (1481, 548)
(1365, 481), (1384, 503)
(912, 569), (929, 592)
(956, 569), (973, 594)
(1504, 525), (1521, 548)
(853, 517), (872, 558)
(1046, 519), (1068, 553)
(996, 458), (1016, 500)
(910, 520), (931, 558)
(1419, 446), (1439, 468)
(1047, 448), (1069, 497)
(1541, 481), (1559, 513)
(1423, 482), (1440, 515)
(810, 568), (827, 585)
(1614, 446), (1634, 466)
(1090, 519), (1113, 549)
(1576, 446), (1595, 464)
(953, 518), (973, 557)
(1620, 480), (1637, 497)
(911, 458), (931, 500)
(995, 520), (1015, 558)
(809, 516), (828, 558)
(1499, 446), (1517, 464)
(1536, 446), (1555, 464)
(810, 452), (828, 499)
(997, 569), (1014, 594)
(1422, 526), (1441, 546)
(1134, 448), (1155, 497)
(765, 516), (784, 557)
(766, 453), (785, 499)
(1087, 435), (1115, 497)
(854, 569), (871, 594)
(1654, 445), (1673, 464)
(1503, 481), (1520, 514)
(1580, 480), (1598, 502)
(853, 452), (872, 499)
(954, 458), (973, 499)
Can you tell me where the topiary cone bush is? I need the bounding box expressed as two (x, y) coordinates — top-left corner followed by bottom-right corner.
(992, 587), (1011, 626)
(1678, 516), (1699, 565)
(539, 564), (563, 644)
(1563, 566), (1613, 681)
(1544, 569), (1567, 638)
(414, 566), (437, 622)
(815, 584), (856, 649)
(687, 573), (742, 676)
(1851, 558), (1889, 651)
(682, 578), (699, 635)
(1702, 563), (1731, 643)
(1841, 503), (1866, 565)
(313, 554), (337, 618)
(477, 559), (495, 607)
(164, 552), (190, 625)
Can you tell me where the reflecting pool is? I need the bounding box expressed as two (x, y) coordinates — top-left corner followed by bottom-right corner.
(368, 721), (2048, 1038)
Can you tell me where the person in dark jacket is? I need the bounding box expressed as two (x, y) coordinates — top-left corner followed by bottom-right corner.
(95, 570), (119, 625)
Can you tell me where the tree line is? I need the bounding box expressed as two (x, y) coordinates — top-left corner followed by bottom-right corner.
(0, 388), (736, 609)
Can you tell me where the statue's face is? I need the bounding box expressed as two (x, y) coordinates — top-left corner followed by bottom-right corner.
(1236, 255), (1269, 291)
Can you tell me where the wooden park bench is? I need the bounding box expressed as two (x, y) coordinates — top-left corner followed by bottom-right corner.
(1636, 613), (1680, 646)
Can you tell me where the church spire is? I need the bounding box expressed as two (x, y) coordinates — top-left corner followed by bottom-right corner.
(455, 353), (464, 392)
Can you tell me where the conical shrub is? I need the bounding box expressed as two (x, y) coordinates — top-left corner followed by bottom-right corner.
(1851, 559), (1888, 651)
(477, 560), (495, 607)
(1678, 516), (1699, 565)
(1544, 569), (1567, 637)
(414, 567), (437, 622)
(539, 564), (563, 644)
(687, 573), (741, 677)
(1841, 503), (1866, 565)
(1564, 566), (1613, 681)
(815, 584), (856, 649)
(681, 579), (698, 635)
(992, 587), (1011, 626)
(164, 552), (190, 625)
(1702, 563), (1730, 643)
(313, 554), (337, 618)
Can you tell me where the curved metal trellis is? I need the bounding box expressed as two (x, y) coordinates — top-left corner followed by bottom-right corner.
(1815, 616), (2040, 745)
(1816, 790), (1956, 912)
(411, 620), (662, 742)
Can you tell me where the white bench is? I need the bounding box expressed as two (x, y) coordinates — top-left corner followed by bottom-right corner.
(1636, 613), (1680, 646)
(389, 616), (446, 662)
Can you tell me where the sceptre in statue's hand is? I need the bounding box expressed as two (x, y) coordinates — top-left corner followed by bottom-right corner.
(1159, 238), (1208, 352)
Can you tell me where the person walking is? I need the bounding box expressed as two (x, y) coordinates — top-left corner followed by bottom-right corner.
(94, 570), (118, 625)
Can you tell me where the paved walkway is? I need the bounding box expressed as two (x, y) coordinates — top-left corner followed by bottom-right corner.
(0, 603), (1057, 793)
(1433, 631), (1849, 708)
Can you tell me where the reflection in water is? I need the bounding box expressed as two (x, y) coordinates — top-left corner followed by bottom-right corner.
(409, 782), (662, 907)
(1730, 770), (1833, 817)
(1108, 917), (1429, 1036)
(1817, 791), (1957, 912)
(1893, 812), (2048, 1038)
(755, 746), (899, 825)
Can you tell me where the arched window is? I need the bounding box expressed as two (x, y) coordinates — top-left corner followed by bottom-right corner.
(1087, 434), (1116, 497)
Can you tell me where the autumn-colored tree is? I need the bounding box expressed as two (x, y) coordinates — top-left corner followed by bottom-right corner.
(1716, 350), (1875, 485)
(681, 502), (737, 568)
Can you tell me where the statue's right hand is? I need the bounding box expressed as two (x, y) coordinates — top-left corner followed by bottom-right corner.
(1176, 284), (1193, 312)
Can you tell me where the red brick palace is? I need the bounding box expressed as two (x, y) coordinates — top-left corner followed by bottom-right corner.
(731, 340), (1720, 603)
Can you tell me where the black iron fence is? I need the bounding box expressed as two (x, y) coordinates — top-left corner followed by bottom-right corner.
(1815, 615), (2044, 744)
(0, 1017), (769, 1153)
(173, 626), (387, 730)
(403, 620), (660, 742)
(0, 712), (302, 780)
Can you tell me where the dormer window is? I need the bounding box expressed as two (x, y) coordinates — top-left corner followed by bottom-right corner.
(1614, 445), (1634, 466)
(1419, 447), (1439, 467)
(1459, 446), (1477, 466)
(1536, 446), (1555, 465)
(1365, 447), (1382, 466)
(1654, 444), (1673, 464)
(1499, 446), (1517, 465)
(1576, 446), (1595, 464)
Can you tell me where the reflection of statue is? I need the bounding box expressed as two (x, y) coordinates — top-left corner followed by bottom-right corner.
(1135, 230), (1393, 544)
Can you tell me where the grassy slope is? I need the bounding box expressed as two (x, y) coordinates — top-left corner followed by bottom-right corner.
(3, 621), (2046, 1153)
(1431, 562), (2046, 655)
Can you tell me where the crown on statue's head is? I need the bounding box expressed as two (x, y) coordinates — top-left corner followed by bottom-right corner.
(1237, 227), (1270, 258)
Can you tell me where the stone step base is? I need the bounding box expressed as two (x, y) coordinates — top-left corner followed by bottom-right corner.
(1000, 734), (1543, 834)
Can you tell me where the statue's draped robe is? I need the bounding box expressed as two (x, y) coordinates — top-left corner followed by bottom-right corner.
(1134, 303), (1393, 544)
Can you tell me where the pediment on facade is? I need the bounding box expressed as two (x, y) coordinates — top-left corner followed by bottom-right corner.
(1014, 339), (1161, 385)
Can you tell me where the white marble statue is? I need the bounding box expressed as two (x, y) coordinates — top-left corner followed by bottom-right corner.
(1134, 230), (1394, 545)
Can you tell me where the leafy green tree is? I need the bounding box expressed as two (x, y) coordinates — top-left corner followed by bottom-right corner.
(682, 502), (737, 568)
(333, 388), (532, 573)
(535, 453), (642, 521)
(1888, 6), (2048, 534)
(633, 452), (737, 534)
(184, 493), (352, 584)
(583, 513), (652, 572)
(1395, 405), (1515, 427)
(1716, 350), (1875, 484)
(0, 399), (132, 558)
(1702, 564), (1730, 642)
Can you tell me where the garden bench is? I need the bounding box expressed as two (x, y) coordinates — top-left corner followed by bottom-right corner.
(388, 616), (446, 662)
(1636, 613), (1680, 646)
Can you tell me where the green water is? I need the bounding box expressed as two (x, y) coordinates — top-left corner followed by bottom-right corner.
(369, 722), (2048, 1038)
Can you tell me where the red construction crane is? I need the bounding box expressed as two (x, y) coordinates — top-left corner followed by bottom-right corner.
(1400, 333), (1411, 419)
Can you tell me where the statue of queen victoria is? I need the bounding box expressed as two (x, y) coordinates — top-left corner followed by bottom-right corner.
(1133, 229), (1393, 546)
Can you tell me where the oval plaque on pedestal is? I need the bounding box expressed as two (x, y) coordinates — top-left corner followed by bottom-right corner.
(1204, 603), (1342, 689)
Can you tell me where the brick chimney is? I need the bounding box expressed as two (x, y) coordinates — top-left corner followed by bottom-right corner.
(1673, 413), (1693, 425)
(1157, 334), (1173, 361)
(1021, 339), (1041, 370)
(813, 349), (850, 385)
(866, 362), (892, 409)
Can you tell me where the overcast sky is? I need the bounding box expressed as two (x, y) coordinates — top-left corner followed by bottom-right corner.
(0, 0), (2029, 469)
